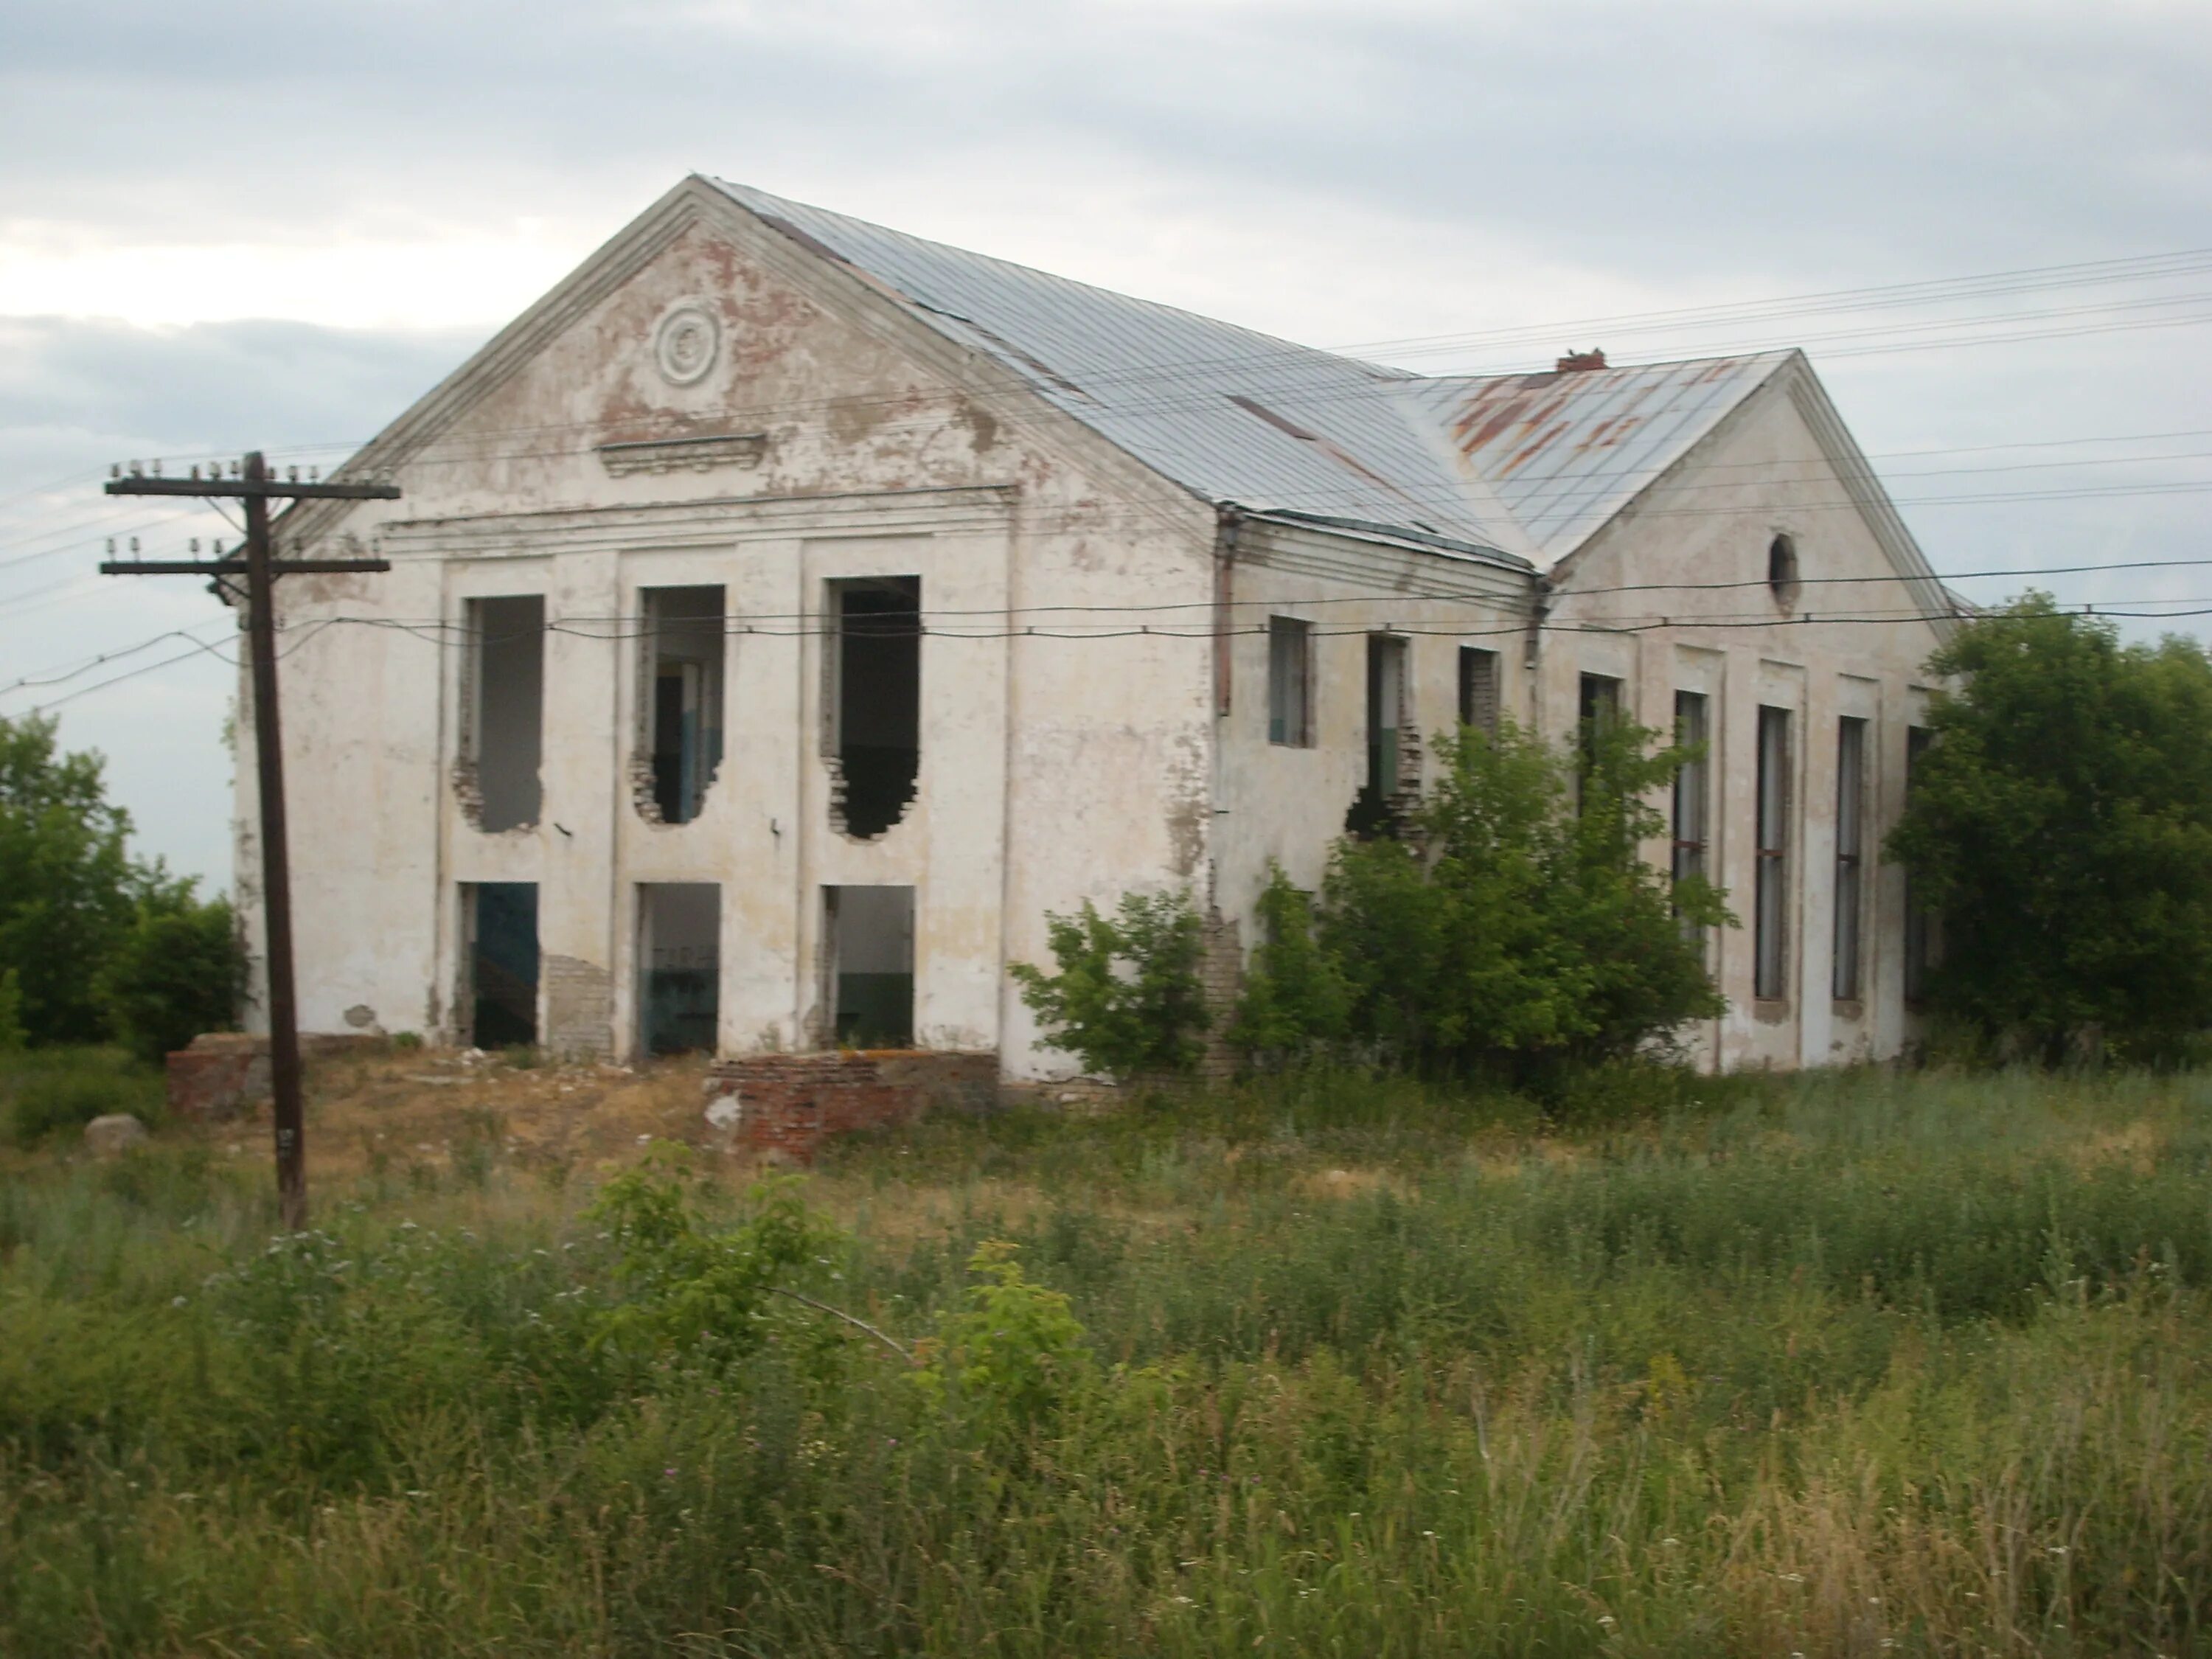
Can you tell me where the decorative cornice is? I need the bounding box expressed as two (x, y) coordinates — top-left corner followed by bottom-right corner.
(596, 432), (768, 477)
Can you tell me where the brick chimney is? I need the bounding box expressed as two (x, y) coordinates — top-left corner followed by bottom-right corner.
(1555, 348), (1607, 372)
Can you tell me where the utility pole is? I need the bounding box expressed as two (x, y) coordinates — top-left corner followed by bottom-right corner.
(105, 452), (397, 1230)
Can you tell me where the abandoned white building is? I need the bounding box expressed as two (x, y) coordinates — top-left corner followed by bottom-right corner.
(250, 175), (1958, 1080)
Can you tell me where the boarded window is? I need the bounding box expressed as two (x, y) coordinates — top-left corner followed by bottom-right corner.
(464, 882), (538, 1047)
(1458, 647), (1500, 735)
(1755, 706), (1792, 1001)
(826, 885), (914, 1048)
(639, 883), (720, 1056)
(1672, 691), (1711, 917)
(825, 577), (921, 840)
(640, 587), (724, 825)
(1833, 717), (1868, 1001)
(1267, 616), (1312, 746)
(464, 595), (544, 832)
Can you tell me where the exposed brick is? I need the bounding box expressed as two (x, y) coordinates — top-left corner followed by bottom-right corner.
(703, 1049), (998, 1163)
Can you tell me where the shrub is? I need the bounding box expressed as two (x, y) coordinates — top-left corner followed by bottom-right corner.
(1247, 718), (1731, 1090)
(1229, 862), (1352, 1067)
(914, 1240), (1091, 1435)
(100, 885), (247, 1064)
(1011, 888), (1210, 1080)
(0, 1046), (163, 1147)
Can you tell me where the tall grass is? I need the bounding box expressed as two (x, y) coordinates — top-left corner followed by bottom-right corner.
(2, 1066), (2209, 1654)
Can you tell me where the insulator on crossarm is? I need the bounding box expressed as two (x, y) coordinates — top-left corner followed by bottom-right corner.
(129, 538), (139, 554)
(287, 466), (299, 483)
(109, 464), (120, 480)
(190, 465), (201, 481)
(106, 538), (116, 555)
(190, 538), (201, 554)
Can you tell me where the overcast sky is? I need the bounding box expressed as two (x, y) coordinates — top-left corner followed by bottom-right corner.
(3, 0), (2208, 888)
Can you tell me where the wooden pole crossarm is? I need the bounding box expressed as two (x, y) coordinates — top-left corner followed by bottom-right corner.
(105, 477), (403, 501)
(101, 560), (394, 577)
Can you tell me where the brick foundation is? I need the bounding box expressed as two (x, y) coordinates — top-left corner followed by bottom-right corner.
(703, 1050), (998, 1163)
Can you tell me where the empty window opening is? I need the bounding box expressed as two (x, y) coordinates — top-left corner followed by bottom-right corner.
(462, 595), (544, 832)
(636, 586), (725, 825)
(465, 882), (538, 1048)
(1672, 691), (1711, 929)
(826, 885), (914, 1048)
(1458, 647), (1500, 737)
(1755, 706), (1793, 1001)
(826, 577), (920, 840)
(1267, 616), (1312, 746)
(1833, 717), (1868, 1001)
(1904, 726), (1944, 1004)
(1347, 634), (1413, 839)
(639, 883), (720, 1056)
(1768, 533), (1801, 609)
(1577, 672), (1624, 810)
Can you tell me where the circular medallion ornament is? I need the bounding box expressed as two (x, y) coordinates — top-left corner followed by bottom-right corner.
(653, 303), (720, 386)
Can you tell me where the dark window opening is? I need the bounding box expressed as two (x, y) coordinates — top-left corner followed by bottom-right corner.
(1672, 691), (1711, 931)
(1755, 705), (1792, 1001)
(827, 577), (920, 840)
(1833, 717), (1867, 1001)
(464, 595), (544, 832)
(1768, 533), (1801, 609)
(1459, 646), (1500, 736)
(639, 883), (720, 1055)
(465, 882), (538, 1047)
(1267, 616), (1312, 746)
(1904, 726), (1943, 1004)
(639, 586), (724, 825)
(827, 885), (914, 1048)
(1346, 634), (1409, 839)
(1577, 672), (1624, 810)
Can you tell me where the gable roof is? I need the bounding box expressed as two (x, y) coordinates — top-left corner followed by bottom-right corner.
(1402, 352), (1796, 562)
(710, 179), (1534, 564)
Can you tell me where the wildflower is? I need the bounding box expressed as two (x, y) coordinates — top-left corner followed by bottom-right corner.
(1597, 1615), (1615, 1627)
(171, 1295), (187, 1309)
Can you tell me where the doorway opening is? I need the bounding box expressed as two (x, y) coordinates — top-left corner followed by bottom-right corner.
(638, 883), (720, 1055)
(638, 586), (725, 825)
(825, 577), (920, 839)
(825, 884), (914, 1048)
(464, 882), (538, 1047)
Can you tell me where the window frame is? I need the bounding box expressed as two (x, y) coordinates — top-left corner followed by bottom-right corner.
(1754, 704), (1793, 1002)
(1267, 615), (1315, 748)
(1832, 716), (1868, 1003)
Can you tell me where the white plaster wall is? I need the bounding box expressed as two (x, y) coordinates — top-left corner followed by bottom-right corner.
(1540, 375), (1949, 1069)
(244, 192), (1218, 1079)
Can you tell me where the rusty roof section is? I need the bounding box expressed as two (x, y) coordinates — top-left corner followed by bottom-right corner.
(1405, 352), (1796, 561)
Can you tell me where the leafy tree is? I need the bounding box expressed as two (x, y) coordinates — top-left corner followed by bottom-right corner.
(1229, 862), (1352, 1065)
(1248, 717), (1730, 1088)
(1888, 596), (2212, 1064)
(0, 713), (248, 1055)
(102, 880), (247, 1063)
(0, 715), (139, 1045)
(1011, 888), (1209, 1081)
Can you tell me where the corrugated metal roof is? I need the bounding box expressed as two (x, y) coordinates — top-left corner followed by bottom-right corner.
(711, 181), (1790, 572)
(1405, 353), (1795, 561)
(712, 180), (1532, 561)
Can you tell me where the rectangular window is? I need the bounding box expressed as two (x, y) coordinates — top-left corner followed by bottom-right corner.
(1366, 634), (1408, 796)
(464, 595), (544, 832)
(826, 885), (914, 1048)
(640, 587), (724, 825)
(1672, 691), (1711, 898)
(825, 577), (921, 840)
(464, 882), (538, 1047)
(1904, 725), (1941, 1003)
(1458, 647), (1500, 735)
(1267, 616), (1312, 746)
(1833, 717), (1868, 1001)
(1755, 705), (1792, 1001)
(1577, 673), (1624, 809)
(639, 883), (720, 1056)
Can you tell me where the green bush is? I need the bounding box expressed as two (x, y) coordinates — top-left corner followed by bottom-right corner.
(0, 1046), (163, 1146)
(100, 885), (246, 1064)
(1011, 887), (1210, 1080)
(1240, 718), (1731, 1089)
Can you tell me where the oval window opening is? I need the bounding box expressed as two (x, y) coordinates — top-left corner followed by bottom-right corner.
(1768, 533), (1801, 609)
